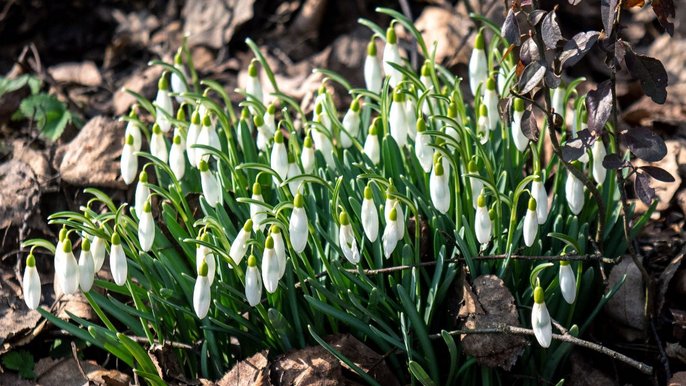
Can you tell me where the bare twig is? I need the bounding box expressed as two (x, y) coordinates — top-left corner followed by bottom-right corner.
(71, 341), (89, 382)
(434, 324), (653, 375)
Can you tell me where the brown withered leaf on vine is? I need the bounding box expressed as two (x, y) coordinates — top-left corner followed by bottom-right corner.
(624, 48), (668, 104)
(518, 61), (546, 94)
(651, 0), (675, 36)
(623, 126), (667, 162)
(623, 0), (645, 8)
(519, 38), (540, 65)
(561, 129), (593, 162)
(602, 154), (626, 169)
(544, 67), (561, 89)
(635, 172), (656, 205)
(585, 80), (613, 135)
(639, 166), (675, 183)
(568, 0), (582, 5)
(541, 9), (563, 50)
(502, 9), (520, 46)
(601, 0), (619, 36)
(528, 9), (546, 26)
(521, 108), (539, 141)
(560, 31), (600, 68)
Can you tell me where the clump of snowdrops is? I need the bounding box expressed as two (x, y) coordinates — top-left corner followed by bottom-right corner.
(21, 8), (653, 385)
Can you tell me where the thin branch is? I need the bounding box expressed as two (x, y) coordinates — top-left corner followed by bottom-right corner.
(433, 324), (653, 375)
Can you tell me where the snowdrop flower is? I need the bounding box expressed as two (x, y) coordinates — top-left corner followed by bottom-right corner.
(271, 131), (288, 182)
(263, 103), (277, 137)
(420, 62), (436, 115)
(124, 108), (142, 151)
(361, 184), (379, 242)
(78, 238), (94, 292)
(531, 175), (549, 224)
(382, 206), (400, 258)
(246, 60), (264, 108)
(390, 90), (408, 147)
(340, 98), (361, 149)
(53, 228), (66, 291)
(196, 114), (221, 162)
(384, 186), (404, 241)
(186, 110), (201, 167)
(313, 112), (335, 168)
(262, 236), (280, 293)
(469, 30), (488, 97)
(57, 238), (79, 295)
(565, 164), (585, 215)
(559, 261), (577, 304)
(195, 233), (216, 284)
(575, 110), (590, 163)
(170, 134), (185, 180)
(523, 197), (539, 247)
(138, 200), (155, 252)
(445, 101), (461, 144)
(363, 118), (381, 165)
(405, 87), (418, 138)
(430, 157), (450, 214)
(383, 26), (403, 88)
(199, 160), (222, 208)
(270, 225), (287, 280)
(512, 98), (528, 152)
(150, 123), (168, 163)
(193, 258), (211, 319)
(289, 194), (309, 254)
(475, 193), (492, 245)
(91, 226), (106, 272)
(134, 171), (150, 217)
(364, 39), (382, 93)
(155, 73), (173, 133)
(110, 233), (127, 286)
(532, 285), (552, 348)
(469, 160), (483, 209)
(171, 50), (188, 103)
(476, 104), (489, 144)
(250, 182), (267, 231)
(23, 253), (41, 310)
(245, 255), (262, 307)
(230, 219), (253, 265)
(484, 77), (500, 131)
(121, 134), (138, 184)
(591, 139), (607, 184)
(415, 118), (433, 173)
(286, 153), (301, 196)
(339, 211), (360, 264)
(552, 87), (565, 119)
(301, 134), (315, 174)
(253, 114), (270, 152)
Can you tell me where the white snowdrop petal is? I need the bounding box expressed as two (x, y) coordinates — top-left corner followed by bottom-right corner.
(120, 144), (138, 185)
(170, 143), (186, 180)
(475, 207), (492, 245)
(23, 266), (41, 310)
(229, 229), (250, 265)
(469, 49), (487, 96)
(289, 207), (308, 254)
(110, 243), (128, 286)
(200, 170), (222, 208)
(134, 183), (150, 218)
(592, 140), (607, 184)
(565, 173), (585, 215)
(78, 250), (95, 292)
(523, 209), (538, 247)
(138, 211), (155, 252)
(193, 276), (211, 319)
(532, 180), (549, 224)
(382, 219), (399, 259)
(430, 171), (449, 214)
(262, 248), (280, 293)
(364, 55), (383, 93)
(91, 236), (106, 272)
(60, 251), (79, 295)
(532, 302), (552, 348)
(245, 266), (262, 307)
(559, 264), (577, 304)
(363, 135), (380, 165)
(361, 198), (379, 242)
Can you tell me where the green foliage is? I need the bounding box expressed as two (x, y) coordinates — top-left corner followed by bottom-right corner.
(1, 350), (36, 379)
(15, 93), (73, 141)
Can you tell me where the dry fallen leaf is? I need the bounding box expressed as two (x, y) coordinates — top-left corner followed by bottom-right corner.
(0, 159), (41, 229)
(270, 345), (348, 386)
(325, 334), (399, 386)
(217, 350), (270, 386)
(48, 61), (103, 87)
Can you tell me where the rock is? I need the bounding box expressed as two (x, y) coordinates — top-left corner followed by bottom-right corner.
(605, 256), (647, 338)
(53, 116), (127, 189)
(182, 0), (254, 49)
(113, 65), (164, 115)
(11, 140), (50, 182)
(323, 26), (371, 89)
(0, 159), (41, 229)
(567, 352), (614, 386)
(270, 345), (349, 386)
(668, 371), (686, 386)
(217, 350), (270, 386)
(414, 7), (471, 67)
(48, 61), (102, 87)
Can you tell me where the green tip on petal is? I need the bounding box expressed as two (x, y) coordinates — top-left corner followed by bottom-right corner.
(270, 224), (281, 234)
(339, 211), (350, 225)
(318, 82), (328, 95)
(173, 135), (182, 145)
(474, 29), (485, 50)
(448, 101), (458, 118)
(389, 207), (398, 221)
(243, 219), (253, 232)
(386, 27), (397, 44)
(59, 226), (68, 241)
(421, 61), (431, 77)
(200, 232), (210, 242)
(479, 104), (488, 117)
(477, 193), (487, 208)
(253, 114), (264, 127)
(174, 50), (183, 64)
(247, 254), (257, 267)
(533, 286), (545, 304)
(248, 60), (258, 77)
(158, 72), (170, 90)
(351, 97), (361, 112)
(304, 135), (313, 148)
(468, 159), (478, 173)
(111, 233), (121, 245)
(198, 259), (208, 276)
(315, 102), (323, 115)
(274, 130), (284, 143)
(241, 108), (250, 120)
(126, 134), (135, 145)
(198, 159), (210, 172)
(62, 239), (72, 253)
(191, 110), (201, 125)
(252, 182), (262, 195)
(486, 77), (497, 91)
(265, 235), (274, 249)
(367, 40), (377, 56)
(364, 185), (373, 200)
(26, 253), (36, 267)
(267, 103), (276, 115)
(416, 118), (426, 133)
(434, 160), (445, 176)
(488, 208), (496, 220)
(514, 98), (525, 112)
(534, 173), (543, 182)
(294, 193), (305, 208)
(560, 260), (570, 266)
(528, 197), (537, 211)
(368, 122), (378, 136)
(176, 108), (186, 121)
(143, 200), (152, 213)
(82, 238), (91, 251)
(287, 152), (295, 163)
(392, 90), (405, 102)
(202, 114), (212, 127)
(153, 123), (163, 134)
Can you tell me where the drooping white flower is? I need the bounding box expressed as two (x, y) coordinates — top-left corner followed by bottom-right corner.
(250, 182), (267, 232)
(552, 86), (565, 119)
(469, 30), (488, 97)
(531, 175), (549, 224)
(512, 98), (528, 152)
(125, 109), (142, 151)
(110, 233), (127, 286)
(23, 253), (41, 310)
(186, 110), (202, 167)
(364, 39), (383, 93)
(262, 236), (280, 293)
(171, 51), (188, 103)
(289, 194), (309, 254)
(390, 90), (408, 148)
(565, 165), (585, 215)
(170, 134), (186, 180)
(196, 233), (216, 284)
(532, 286), (552, 348)
(196, 114), (221, 163)
(155, 73), (173, 133)
(484, 77), (500, 131)
(301, 134), (316, 173)
(383, 26), (403, 88)
(91, 227), (106, 272)
(559, 261), (577, 304)
(361, 184), (379, 242)
(430, 157), (450, 214)
(384, 186), (404, 242)
(253, 114), (270, 152)
(477, 104), (489, 145)
(270, 225), (287, 280)
(420, 62), (437, 115)
(312, 111), (335, 168)
(591, 139), (607, 184)
(414, 118), (433, 173)
(230, 219), (253, 265)
(340, 98), (361, 149)
(475, 193), (492, 245)
(382, 206), (400, 258)
(78, 238), (95, 292)
(523, 197), (539, 247)
(199, 160), (222, 208)
(263, 103), (277, 138)
(469, 160), (483, 209)
(193, 258), (211, 319)
(131, 171), (149, 218)
(246, 60), (264, 108)
(138, 200), (155, 252)
(575, 110), (590, 163)
(245, 255), (262, 307)
(53, 228), (66, 294)
(339, 211), (360, 264)
(364, 118), (381, 165)
(121, 134), (138, 185)
(444, 100), (461, 145)
(271, 131), (288, 183)
(286, 153), (301, 196)
(57, 238), (79, 295)
(405, 89), (418, 138)
(150, 123), (168, 163)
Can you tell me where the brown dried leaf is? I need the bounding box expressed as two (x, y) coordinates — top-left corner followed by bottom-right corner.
(0, 159), (41, 229)
(325, 334), (399, 386)
(183, 0), (254, 49)
(112, 65), (163, 116)
(415, 7), (471, 66)
(218, 350), (270, 386)
(270, 345), (347, 386)
(48, 61), (102, 87)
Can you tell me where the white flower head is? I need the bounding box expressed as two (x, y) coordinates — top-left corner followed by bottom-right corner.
(484, 77), (500, 131)
(57, 238), (79, 295)
(246, 59), (264, 108)
(91, 227), (106, 272)
(339, 211), (360, 264)
(383, 26), (403, 88)
(193, 258), (211, 319)
(512, 98), (529, 152)
(477, 104), (489, 145)
(531, 175), (549, 224)
(364, 39), (383, 93)
(171, 50), (189, 103)
(125, 108), (142, 151)
(186, 110), (202, 167)
(23, 253), (41, 310)
(138, 199), (155, 252)
(250, 182), (267, 232)
(414, 118), (433, 173)
(361, 184), (379, 242)
(262, 236), (280, 293)
(340, 98), (361, 149)
(199, 160), (222, 208)
(196, 233), (216, 284)
(312, 111), (335, 168)
(196, 114), (220, 163)
(523, 197), (539, 247)
(230, 219), (253, 265)
(121, 134), (138, 185)
(155, 73), (173, 133)
(382, 206), (400, 258)
(475, 193), (492, 245)
(263, 103), (277, 138)
(270, 225), (287, 280)
(170, 134), (186, 180)
(559, 261), (577, 304)
(254, 114), (270, 152)
(532, 285), (552, 348)
(390, 90), (408, 148)
(150, 123), (168, 164)
(384, 186), (405, 242)
(591, 139), (607, 184)
(469, 30), (488, 97)
(364, 118), (381, 165)
(78, 238), (95, 292)
(301, 133), (316, 173)
(289, 194), (309, 254)
(271, 131), (289, 183)
(565, 164), (585, 215)
(469, 160), (483, 209)
(430, 157), (450, 214)
(134, 171), (150, 218)
(110, 233), (128, 286)
(245, 255), (262, 307)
